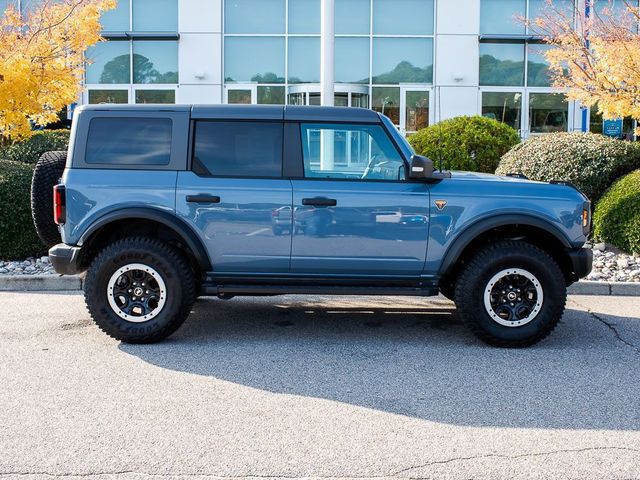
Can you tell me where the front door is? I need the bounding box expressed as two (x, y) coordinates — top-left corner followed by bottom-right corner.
(176, 119), (292, 273)
(290, 122), (430, 276)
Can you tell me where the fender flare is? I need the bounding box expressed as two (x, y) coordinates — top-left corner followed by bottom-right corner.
(79, 207), (212, 272)
(438, 214), (573, 277)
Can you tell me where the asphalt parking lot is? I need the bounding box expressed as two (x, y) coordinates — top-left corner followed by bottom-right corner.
(0, 292), (639, 480)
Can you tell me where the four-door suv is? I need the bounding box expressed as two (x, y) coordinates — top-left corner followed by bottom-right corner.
(31, 104), (592, 347)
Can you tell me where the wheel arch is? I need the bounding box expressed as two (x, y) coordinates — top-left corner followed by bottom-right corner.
(78, 208), (212, 275)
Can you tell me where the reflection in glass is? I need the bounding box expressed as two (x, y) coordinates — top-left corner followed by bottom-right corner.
(133, 41), (178, 84)
(86, 41), (131, 84)
(228, 90), (252, 104)
(133, 0), (177, 31)
(334, 94), (349, 107)
(480, 0), (525, 34)
(336, 0), (370, 34)
(135, 90), (176, 104)
(529, 0), (574, 32)
(258, 86), (286, 104)
(373, 0), (434, 35)
(529, 93), (568, 133)
(481, 92), (522, 131)
(224, 37), (285, 83)
(352, 92), (369, 108)
(336, 37), (369, 84)
(372, 87), (400, 125)
(479, 43), (525, 86)
(100, 0), (129, 31)
(527, 43), (553, 87)
(289, 0), (320, 33)
(405, 91), (430, 132)
(224, 0), (285, 34)
(288, 37), (320, 83)
(88, 89), (128, 104)
(372, 38), (433, 84)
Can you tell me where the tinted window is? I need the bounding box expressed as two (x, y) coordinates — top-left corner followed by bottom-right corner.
(86, 117), (172, 165)
(193, 122), (283, 177)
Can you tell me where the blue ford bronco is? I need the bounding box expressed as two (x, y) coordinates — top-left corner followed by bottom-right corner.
(30, 104), (592, 347)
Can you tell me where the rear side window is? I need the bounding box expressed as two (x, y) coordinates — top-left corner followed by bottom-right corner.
(86, 117), (172, 165)
(192, 121), (283, 177)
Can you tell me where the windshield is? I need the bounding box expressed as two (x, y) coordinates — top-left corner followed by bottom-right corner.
(379, 114), (414, 159)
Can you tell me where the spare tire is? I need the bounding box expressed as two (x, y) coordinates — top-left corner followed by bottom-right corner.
(31, 151), (67, 247)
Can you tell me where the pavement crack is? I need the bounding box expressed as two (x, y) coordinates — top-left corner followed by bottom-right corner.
(390, 446), (640, 477)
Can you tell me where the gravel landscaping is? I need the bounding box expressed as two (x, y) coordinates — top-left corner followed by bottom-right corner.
(1, 245), (639, 283)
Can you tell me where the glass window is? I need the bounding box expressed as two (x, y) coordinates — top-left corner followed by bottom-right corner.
(405, 91), (430, 133)
(86, 118), (172, 165)
(133, 41), (178, 84)
(372, 38), (433, 84)
(133, 0), (177, 31)
(88, 90), (129, 104)
(258, 86), (286, 104)
(527, 43), (553, 87)
(480, 0), (526, 34)
(479, 42), (525, 86)
(373, 0), (434, 35)
(228, 89), (252, 104)
(101, 0), (130, 31)
(224, 37), (285, 83)
(336, 0), (370, 34)
(288, 37), (320, 83)
(0, 1), (16, 14)
(193, 122), (283, 177)
(300, 123), (405, 180)
(336, 37), (369, 83)
(372, 87), (400, 125)
(529, 0), (574, 28)
(224, 0), (285, 34)
(289, 0), (320, 33)
(135, 89), (175, 103)
(481, 92), (522, 131)
(86, 41), (131, 84)
(529, 93), (568, 134)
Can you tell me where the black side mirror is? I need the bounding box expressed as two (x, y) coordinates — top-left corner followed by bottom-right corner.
(409, 155), (451, 181)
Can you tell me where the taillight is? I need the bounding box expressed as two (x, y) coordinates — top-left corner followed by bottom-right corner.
(53, 184), (66, 225)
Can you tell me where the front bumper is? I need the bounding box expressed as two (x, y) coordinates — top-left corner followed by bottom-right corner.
(567, 247), (593, 282)
(48, 243), (83, 276)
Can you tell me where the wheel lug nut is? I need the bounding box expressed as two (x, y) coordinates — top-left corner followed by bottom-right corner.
(146, 290), (150, 294)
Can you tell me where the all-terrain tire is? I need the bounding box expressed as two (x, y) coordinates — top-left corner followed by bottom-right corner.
(454, 240), (566, 348)
(84, 237), (196, 344)
(31, 151), (67, 247)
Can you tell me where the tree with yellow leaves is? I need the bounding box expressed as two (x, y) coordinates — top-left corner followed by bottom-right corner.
(532, 0), (640, 131)
(0, 0), (115, 141)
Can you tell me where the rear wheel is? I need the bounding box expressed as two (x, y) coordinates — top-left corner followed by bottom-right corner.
(30, 151), (67, 247)
(454, 240), (566, 347)
(84, 237), (196, 344)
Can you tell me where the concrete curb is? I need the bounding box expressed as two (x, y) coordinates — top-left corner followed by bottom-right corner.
(0, 275), (638, 296)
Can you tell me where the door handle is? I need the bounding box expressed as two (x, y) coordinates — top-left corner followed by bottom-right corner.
(302, 197), (337, 207)
(186, 194), (221, 204)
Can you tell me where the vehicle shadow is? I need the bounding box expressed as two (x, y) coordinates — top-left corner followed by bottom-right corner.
(120, 295), (640, 430)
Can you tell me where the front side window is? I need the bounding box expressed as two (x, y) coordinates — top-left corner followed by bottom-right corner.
(301, 123), (406, 181)
(193, 122), (283, 177)
(86, 117), (172, 165)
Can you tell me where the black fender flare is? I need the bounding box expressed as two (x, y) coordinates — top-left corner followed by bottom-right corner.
(78, 207), (212, 272)
(438, 214), (573, 277)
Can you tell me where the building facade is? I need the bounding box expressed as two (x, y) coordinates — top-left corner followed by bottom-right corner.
(3, 0), (633, 137)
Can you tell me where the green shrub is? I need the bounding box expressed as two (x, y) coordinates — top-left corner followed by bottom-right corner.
(408, 116), (520, 173)
(496, 132), (640, 203)
(593, 170), (640, 254)
(0, 129), (70, 164)
(0, 160), (45, 260)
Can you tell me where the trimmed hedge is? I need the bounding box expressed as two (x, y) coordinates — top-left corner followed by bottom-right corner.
(496, 132), (640, 202)
(0, 129), (70, 164)
(408, 116), (520, 173)
(0, 160), (45, 260)
(593, 170), (640, 254)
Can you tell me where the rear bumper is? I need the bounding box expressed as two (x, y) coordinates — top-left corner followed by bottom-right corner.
(567, 247), (593, 282)
(48, 243), (83, 276)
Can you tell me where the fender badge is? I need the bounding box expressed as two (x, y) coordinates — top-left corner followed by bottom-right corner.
(435, 200), (447, 211)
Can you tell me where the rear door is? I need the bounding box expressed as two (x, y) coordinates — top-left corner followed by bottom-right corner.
(176, 117), (292, 274)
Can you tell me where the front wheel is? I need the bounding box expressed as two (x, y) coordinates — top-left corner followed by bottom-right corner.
(84, 237), (196, 344)
(454, 241), (566, 348)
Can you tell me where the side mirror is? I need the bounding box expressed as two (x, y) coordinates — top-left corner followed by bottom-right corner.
(409, 155), (451, 181)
